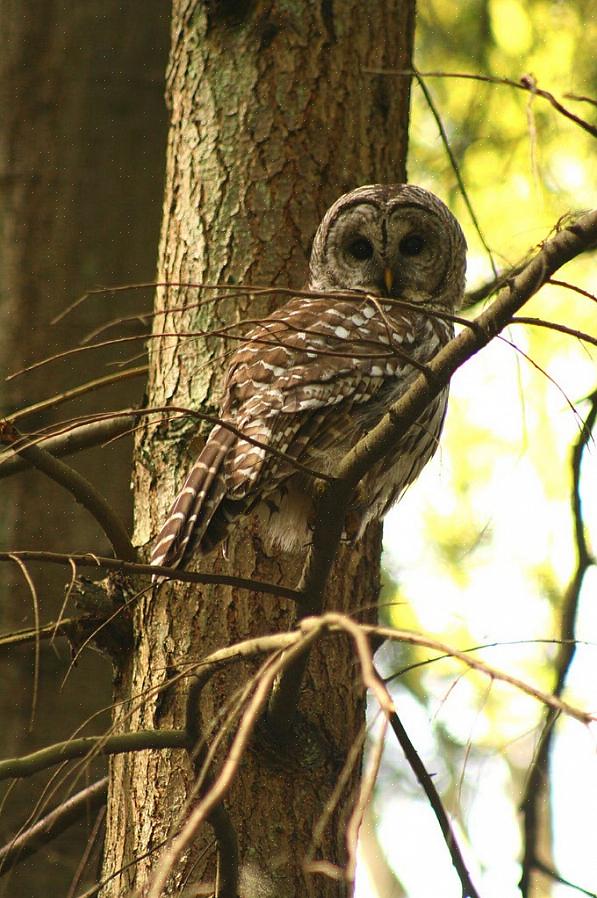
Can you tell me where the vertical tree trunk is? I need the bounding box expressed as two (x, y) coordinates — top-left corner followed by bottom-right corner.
(0, 3), (168, 893)
(103, 4), (414, 896)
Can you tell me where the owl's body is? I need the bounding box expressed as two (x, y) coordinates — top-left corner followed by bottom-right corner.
(151, 185), (466, 570)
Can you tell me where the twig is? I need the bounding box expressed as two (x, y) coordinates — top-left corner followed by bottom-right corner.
(0, 551), (302, 602)
(146, 624), (324, 898)
(532, 857), (597, 897)
(365, 68), (597, 139)
(388, 706), (481, 898)
(66, 806), (106, 898)
(0, 616), (104, 650)
(510, 317), (597, 347)
(0, 413), (137, 479)
(0, 777), (108, 875)
(0, 422), (136, 562)
(412, 70), (497, 277)
(6, 367), (147, 424)
(9, 556), (40, 730)
(519, 389), (597, 898)
(267, 209), (597, 737)
(0, 730), (189, 781)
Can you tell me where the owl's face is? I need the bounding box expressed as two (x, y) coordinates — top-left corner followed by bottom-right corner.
(309, 184), (467, 308)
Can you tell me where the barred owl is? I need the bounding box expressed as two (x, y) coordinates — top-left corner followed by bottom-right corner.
(151, 184), (466, 570)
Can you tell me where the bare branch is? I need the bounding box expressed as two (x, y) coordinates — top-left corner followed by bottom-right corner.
(6, 366), (147, 424)
(0, 421), (136, 562)
(510, 317), (597, 347)
(388, 706), (481, 898)
(146, 624), (323, 898)
(267, 209), (597, 736)
(412, 69), (498, 277)
(9, 555), (40, 730)
(0, 730), (188, 781)
(0, 551), (302, 602)
(0, 413), (137, 479)
(365, 68), (597, 138)
(0, 778), (107, 875)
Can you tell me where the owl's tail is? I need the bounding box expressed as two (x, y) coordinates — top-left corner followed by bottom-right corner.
(150, 425), (236, 572)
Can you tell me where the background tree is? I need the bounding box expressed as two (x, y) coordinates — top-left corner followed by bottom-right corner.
(0, 3), (168, 894)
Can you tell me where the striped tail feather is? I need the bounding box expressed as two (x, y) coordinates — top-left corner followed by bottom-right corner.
(150, 425), (236, 571)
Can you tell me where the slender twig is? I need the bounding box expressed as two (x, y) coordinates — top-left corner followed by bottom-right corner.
(510, 316), (597, 347)
(0, 551), (302, 602)
(547, 279), (596, 302)
(0, 778), (108, 875)
(0, 617), (105, 651)
(519, 390), (597, 898)
(0, 422), (136, 561)
(267, 209), (597, 737)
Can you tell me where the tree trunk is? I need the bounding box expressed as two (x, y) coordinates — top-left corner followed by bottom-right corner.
(103, 4), (414, 896)
(0, 3), (168, 893)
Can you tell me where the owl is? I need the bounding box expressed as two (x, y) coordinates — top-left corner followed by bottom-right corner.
(151, 184), (466, 570)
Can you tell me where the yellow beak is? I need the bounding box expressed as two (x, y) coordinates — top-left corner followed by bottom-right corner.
(383, 268), (394, 295)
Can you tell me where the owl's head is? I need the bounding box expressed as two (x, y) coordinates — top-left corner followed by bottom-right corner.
(309, 184), (467, 309)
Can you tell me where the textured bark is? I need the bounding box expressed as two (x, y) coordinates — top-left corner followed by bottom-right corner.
(103, 3), (414, 896)
(0, 3), (168, 894)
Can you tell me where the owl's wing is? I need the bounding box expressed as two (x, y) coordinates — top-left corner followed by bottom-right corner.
(220, 296), (425, 499)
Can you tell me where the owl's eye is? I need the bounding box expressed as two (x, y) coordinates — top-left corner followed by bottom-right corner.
(347, 237), (374, 260)
(399, 234), (426, 256)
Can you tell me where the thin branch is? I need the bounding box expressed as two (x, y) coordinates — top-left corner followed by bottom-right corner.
(0, 413), (137, 479)
(412, 70), (498, 277)
(365, 68), (597, 138)
(547, 279), (597, 302)
(0, 730), (188, 781)
(9, 556), (40, 730)
(0, 551), (302, 602)
(532, 858), (597, 898)
(388, 705), (481, 898)
(6, 366), (147, 424)
(0, 617), (103, 651)
(66, 806), (106, 898)
(0, 422), (136, 561)
(0, 778), (107, 875)
(510, 316), (597, 347)
(519, 389), (597, 898)
(146, 624), (323, 898)
(267, 209), (597, 736)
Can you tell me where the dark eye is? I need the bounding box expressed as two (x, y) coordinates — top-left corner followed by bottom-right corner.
(399, 234), (426, 256)
(347, 237), (374, 260)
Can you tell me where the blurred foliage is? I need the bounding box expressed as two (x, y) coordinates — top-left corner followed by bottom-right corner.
(371, 1), (597, 896)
